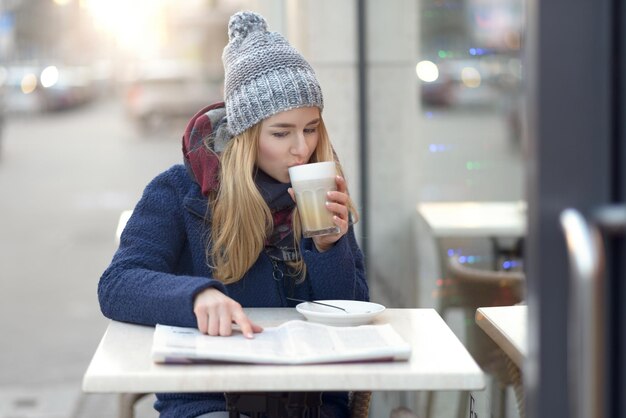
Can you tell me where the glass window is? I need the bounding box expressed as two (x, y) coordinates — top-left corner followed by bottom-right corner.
(417, 0), (524, 202)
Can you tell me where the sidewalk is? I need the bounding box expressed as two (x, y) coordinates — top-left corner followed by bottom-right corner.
(0, 385), (157, 418)
(74, 393), (157, 418)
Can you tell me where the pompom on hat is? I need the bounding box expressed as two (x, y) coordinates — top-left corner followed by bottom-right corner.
(222, 11), (324, 136)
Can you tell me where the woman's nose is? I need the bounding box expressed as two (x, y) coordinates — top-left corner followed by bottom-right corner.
(290, 134), (310, 156)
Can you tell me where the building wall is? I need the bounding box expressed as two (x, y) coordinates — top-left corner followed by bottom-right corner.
(364, 0), (422, 310)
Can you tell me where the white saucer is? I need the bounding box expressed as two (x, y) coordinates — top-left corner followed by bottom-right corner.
(295, 300), (386, 326)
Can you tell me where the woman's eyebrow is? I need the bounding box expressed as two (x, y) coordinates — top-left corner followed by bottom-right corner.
(269, 123), (295, 128)
(269, 118), (320, 128)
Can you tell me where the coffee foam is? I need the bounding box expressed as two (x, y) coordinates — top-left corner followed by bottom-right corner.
(288, 161), (336, 183)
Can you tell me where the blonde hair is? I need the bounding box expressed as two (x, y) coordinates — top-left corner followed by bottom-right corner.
(208, 117), (358, 284)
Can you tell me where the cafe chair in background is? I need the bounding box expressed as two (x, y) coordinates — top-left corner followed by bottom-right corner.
(113, 210), (150, 418)
(427, 254), (525, 418)
(115, 209), (133, 245)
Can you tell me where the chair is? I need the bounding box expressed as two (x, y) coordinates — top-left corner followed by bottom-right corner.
(427, 255), (525, 418)
(350, 391), (372, 418)
(224, 391), (371, 418)
(118, 394), (147, 418)
(119, 392), (370, 418)
(115, 209), (133, 244)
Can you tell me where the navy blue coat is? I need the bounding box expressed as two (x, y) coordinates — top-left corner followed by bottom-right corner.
(98, 164), (369, 418)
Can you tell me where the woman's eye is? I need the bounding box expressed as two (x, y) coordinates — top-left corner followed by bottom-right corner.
(304, 127), (317, 134)
(272, 132), (289, 138)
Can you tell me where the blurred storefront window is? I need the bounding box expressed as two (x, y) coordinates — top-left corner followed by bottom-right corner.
(417, 0), (524, 202)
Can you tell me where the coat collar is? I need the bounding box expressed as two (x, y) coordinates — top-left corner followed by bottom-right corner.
(183, 182), (209, 219)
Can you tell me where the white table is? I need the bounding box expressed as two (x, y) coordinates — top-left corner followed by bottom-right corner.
(416, 201), (527, 238)
(83, 308), (485, 394)
(475, 305), (527, 368)
(475, 305), (527, 418)
(415, 201), (527, 277)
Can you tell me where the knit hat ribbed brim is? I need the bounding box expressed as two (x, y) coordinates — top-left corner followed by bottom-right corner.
(222, 11), (324, 136)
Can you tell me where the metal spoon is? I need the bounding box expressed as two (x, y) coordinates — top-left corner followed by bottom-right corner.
(286, 297), (349, 313)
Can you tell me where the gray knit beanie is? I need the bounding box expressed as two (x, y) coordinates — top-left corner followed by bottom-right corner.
(223, 11), (324, 136)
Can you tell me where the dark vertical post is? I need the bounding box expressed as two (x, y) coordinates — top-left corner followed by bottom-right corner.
(611, 0), (625, 416)
(356, 0), (369, 260)
(525, 0), (613, 417)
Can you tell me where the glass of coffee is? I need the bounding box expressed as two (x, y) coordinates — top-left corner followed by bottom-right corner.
(288, 161), (341, 238)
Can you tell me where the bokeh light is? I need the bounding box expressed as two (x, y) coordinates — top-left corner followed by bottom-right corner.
(461, 67), (481, 88)
(416, 60), (439, 82)
(21, 73), (38, 94)
(40, 66), (60, 88)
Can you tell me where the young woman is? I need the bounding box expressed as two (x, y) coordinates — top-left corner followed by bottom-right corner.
(98, 11), (368, 418)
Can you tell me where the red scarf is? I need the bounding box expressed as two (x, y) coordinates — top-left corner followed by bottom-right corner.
(182, 102), (297, 262)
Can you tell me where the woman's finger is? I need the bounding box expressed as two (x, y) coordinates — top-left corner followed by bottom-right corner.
(326, 201), (349, 220)
(334, 175), (347, 193)
(195, 307), (208, 334)
(207, 306), (220, 336)
(232, 310), (263, 339)
(334, 215), (349, 231)
(326, 203), (350, 231)
(327, 191), (349, 206)
(218, 309), (233, 336)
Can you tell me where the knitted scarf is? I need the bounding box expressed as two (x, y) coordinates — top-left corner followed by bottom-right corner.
(182, 102), (297, 262)
(253, 169), (297, 262)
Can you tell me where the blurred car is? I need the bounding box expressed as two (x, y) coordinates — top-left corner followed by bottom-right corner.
(124, 62), (222, 132)
(419, 57), (512, 109)
(38, 66), (96, 111)
(0, 64), (96, 115)
(421, 76), (456, 108)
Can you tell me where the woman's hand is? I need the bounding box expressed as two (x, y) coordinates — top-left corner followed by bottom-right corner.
(289, 175), (351, 253)
(193, 288), (263, 338)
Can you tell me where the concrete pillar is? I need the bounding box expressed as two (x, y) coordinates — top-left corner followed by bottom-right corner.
(364, 0), (422, 310)
(364, 2), (424, 416)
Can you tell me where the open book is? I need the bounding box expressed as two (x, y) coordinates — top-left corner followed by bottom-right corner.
(152, 320), (412, 365)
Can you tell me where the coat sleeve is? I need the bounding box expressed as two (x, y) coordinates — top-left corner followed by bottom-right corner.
(300, 226), (369, 302)
(98, 168), (224, 328)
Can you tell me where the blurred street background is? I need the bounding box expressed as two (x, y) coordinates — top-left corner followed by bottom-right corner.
(0, 96), (181, 417)
(0, 0), (525, 417)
